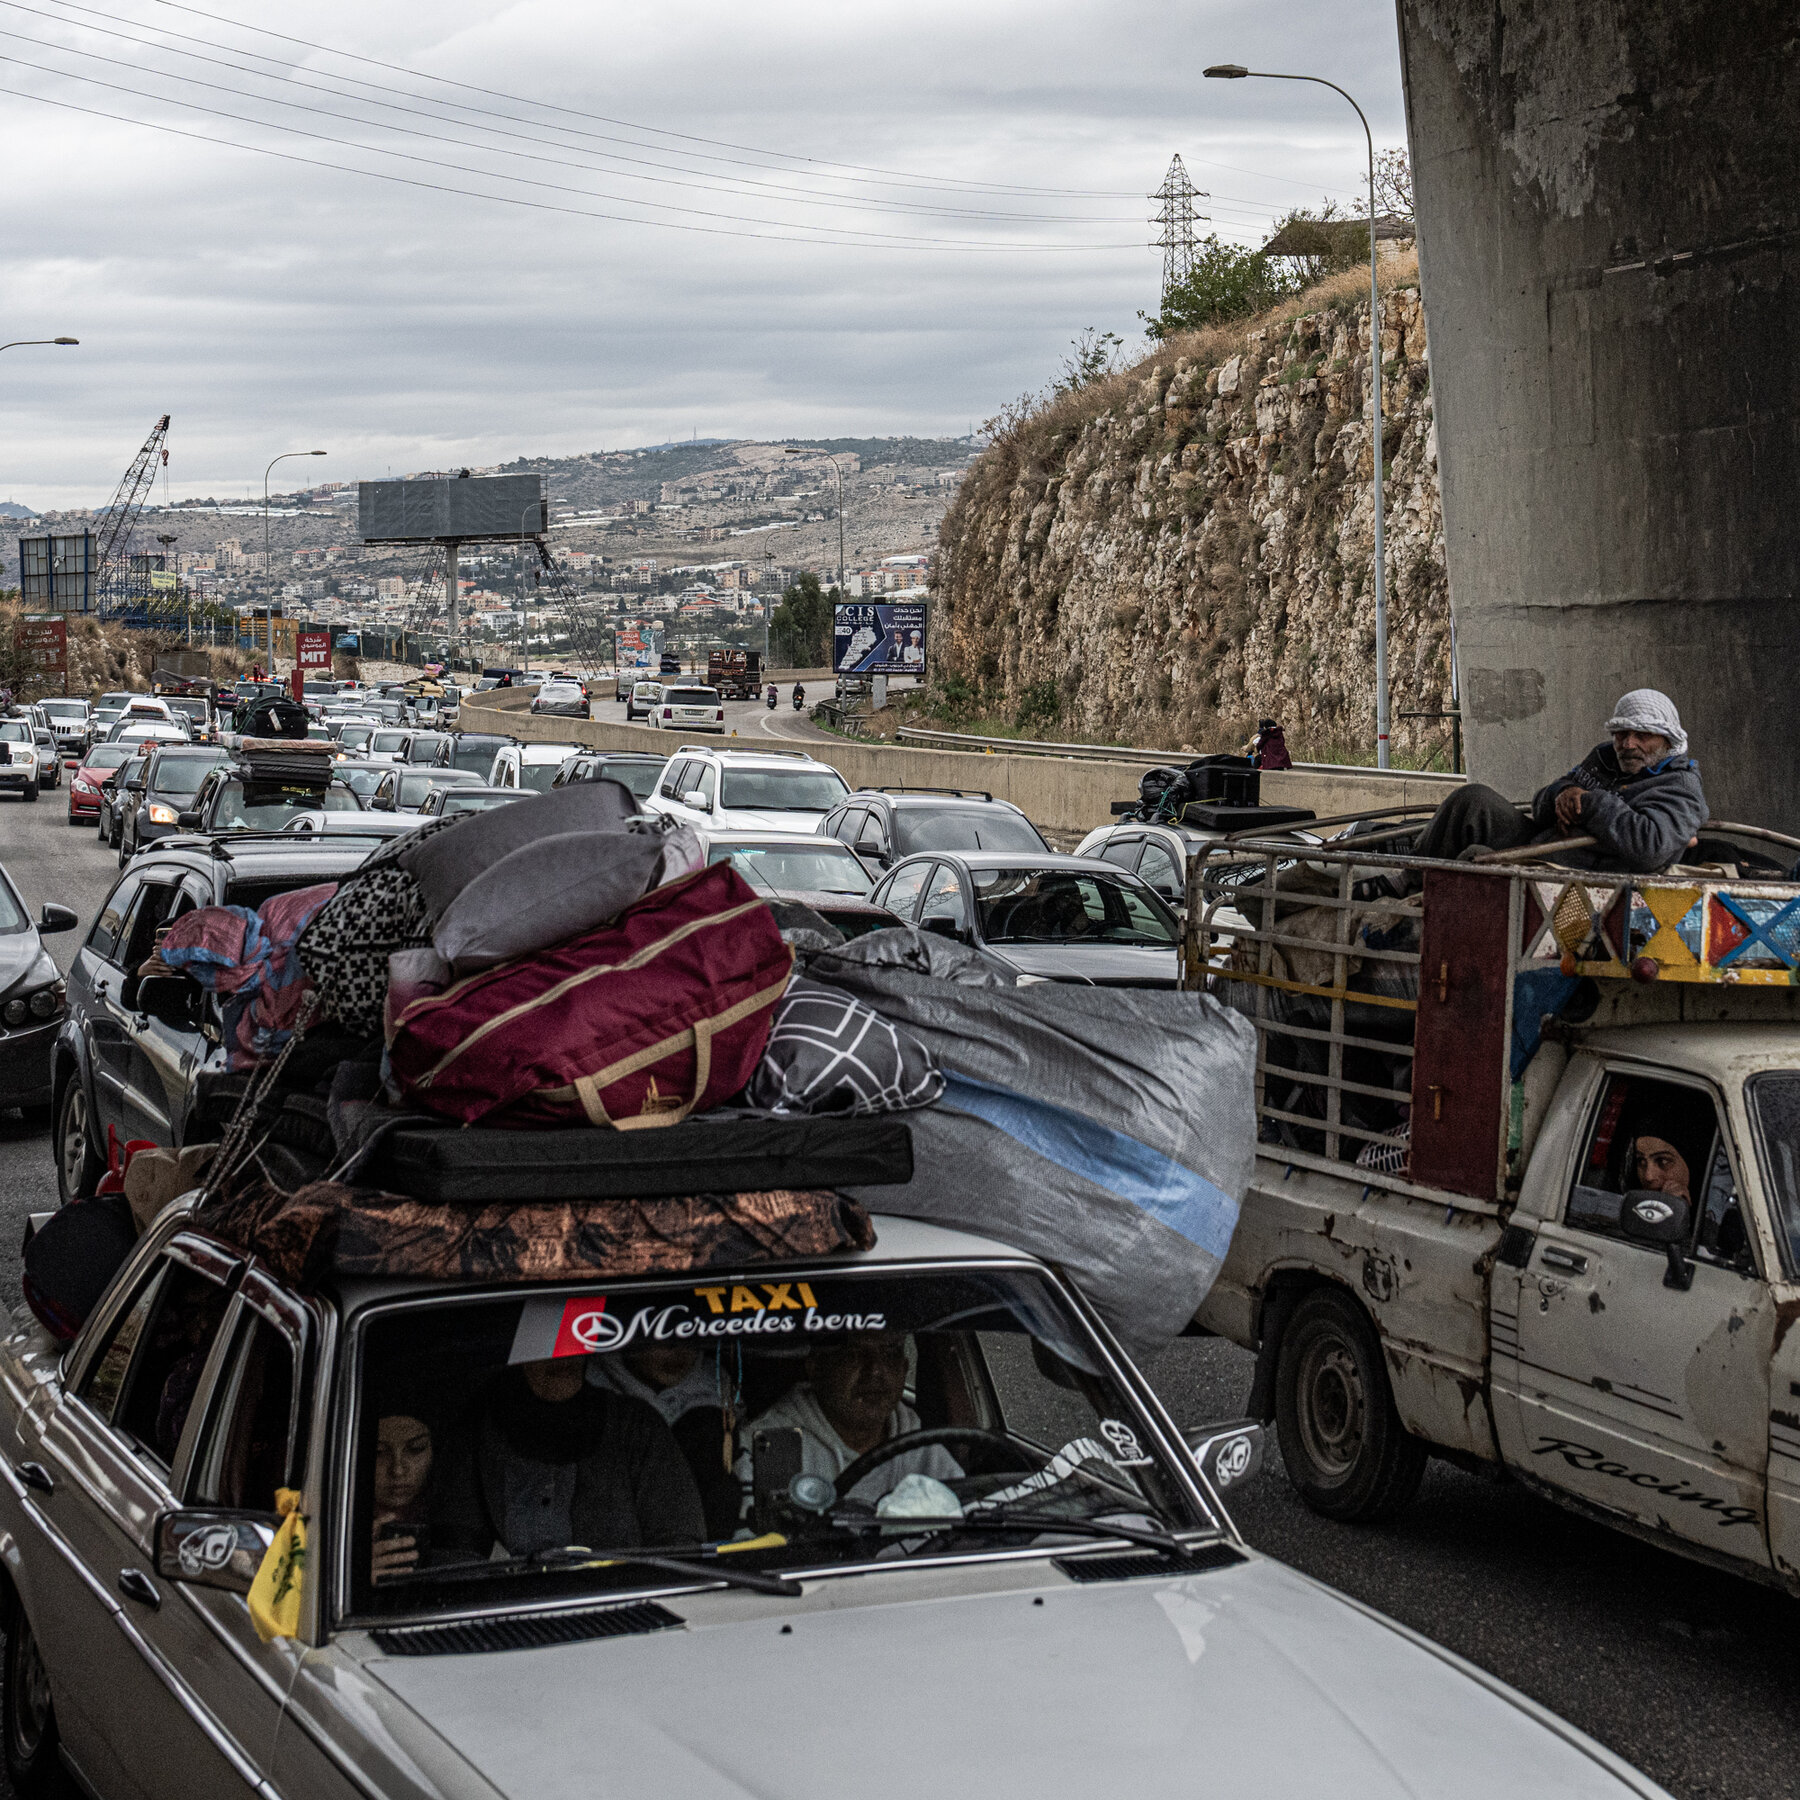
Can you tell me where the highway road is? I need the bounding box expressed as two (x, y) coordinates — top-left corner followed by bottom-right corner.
(0, 783), (1793, 1795)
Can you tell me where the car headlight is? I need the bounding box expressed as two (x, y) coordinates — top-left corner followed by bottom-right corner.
(148, 802), (180, 825)
(71, 777), (93, 793)
(4, 979), (63, 1027)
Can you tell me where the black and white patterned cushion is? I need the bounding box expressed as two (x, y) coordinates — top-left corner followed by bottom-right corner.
(745, 975), (943, 1117)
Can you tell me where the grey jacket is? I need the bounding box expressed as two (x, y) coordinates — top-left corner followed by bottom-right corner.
(1532, 746), (1708, 873)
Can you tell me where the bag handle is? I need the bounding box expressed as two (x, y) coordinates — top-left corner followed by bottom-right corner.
(573, 1017), (715, 1131)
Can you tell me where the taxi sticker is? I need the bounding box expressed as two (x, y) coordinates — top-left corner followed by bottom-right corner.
(509, 1284), (889, 1363)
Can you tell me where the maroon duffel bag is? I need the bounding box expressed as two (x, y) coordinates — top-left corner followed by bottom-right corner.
(389, 862), (792, 1128)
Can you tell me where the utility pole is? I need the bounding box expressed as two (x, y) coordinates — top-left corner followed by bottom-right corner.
(1151, 154), (1208, 302)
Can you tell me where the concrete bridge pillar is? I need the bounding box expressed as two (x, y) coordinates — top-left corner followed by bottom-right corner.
(1398, 0), (1800, 830)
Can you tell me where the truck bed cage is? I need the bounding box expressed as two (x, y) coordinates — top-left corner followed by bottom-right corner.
(1183, 825), (1800, 1202)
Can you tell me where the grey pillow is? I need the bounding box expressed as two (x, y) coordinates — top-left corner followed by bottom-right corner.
(399, 778), (639, 920)
(431, 828), (668, 972)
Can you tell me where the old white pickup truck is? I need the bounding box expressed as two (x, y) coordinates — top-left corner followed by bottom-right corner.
(1184, 833), (1800, 1592)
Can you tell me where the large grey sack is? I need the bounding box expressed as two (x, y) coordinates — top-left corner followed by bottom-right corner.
(812, 930), (1256, 1362)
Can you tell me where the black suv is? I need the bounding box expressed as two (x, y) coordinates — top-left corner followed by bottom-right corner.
(116, 743), (231, 864)
(54, 834), (396, 1200)
(433, 731), (518, 778)
(183, 763), (365, 834)
(819, 787), (1049, 874)
(550, 750), (666, 802)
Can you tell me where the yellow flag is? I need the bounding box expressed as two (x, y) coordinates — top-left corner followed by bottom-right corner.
(248, 1488), (307, 1643)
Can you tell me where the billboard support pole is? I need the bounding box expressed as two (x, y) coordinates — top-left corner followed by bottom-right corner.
(444, 540), (459, 668)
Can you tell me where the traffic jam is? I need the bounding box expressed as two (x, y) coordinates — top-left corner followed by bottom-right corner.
(0, 664), (1786, 1799)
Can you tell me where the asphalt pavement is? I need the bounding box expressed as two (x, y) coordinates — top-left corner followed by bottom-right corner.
(0, 784), (1794, 1796)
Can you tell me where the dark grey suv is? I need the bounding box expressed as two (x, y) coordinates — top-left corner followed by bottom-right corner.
(820, 788), (1049, 875)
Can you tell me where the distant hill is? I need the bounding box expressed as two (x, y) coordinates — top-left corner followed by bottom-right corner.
(0, 501), (41, 521)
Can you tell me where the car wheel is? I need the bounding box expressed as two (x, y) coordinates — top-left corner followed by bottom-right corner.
(1274, 1285), (1426, 1523)
(56, 1079), (104, 1206)
(3, 1605), (74, 1800)
(21, 782), (35, 804)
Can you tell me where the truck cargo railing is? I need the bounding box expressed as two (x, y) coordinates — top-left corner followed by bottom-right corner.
(1182, 825), (1800, 1205)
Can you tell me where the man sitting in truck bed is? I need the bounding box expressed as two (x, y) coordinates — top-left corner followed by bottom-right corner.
(1390, 688), (1706, 883)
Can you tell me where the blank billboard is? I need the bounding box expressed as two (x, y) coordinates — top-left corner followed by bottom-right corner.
(18, 533), (95, 613)
(358, 475), (547, 544)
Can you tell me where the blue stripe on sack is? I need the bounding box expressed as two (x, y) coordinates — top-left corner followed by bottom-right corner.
(939, 1073), (1238, 1258)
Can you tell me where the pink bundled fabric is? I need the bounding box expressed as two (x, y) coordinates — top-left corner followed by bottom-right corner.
(160, 883), (339, 1069)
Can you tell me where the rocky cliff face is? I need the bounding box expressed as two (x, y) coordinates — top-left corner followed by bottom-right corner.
(932, 269), (1453, 762)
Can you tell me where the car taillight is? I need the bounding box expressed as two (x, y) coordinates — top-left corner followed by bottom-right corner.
(716, 710), (724, 721)
(662, 708), (672, 718)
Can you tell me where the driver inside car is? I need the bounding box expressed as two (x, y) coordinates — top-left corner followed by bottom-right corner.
(735, 1332), (963, 1508)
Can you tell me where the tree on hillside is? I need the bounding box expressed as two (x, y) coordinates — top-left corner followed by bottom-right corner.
(1050, 328), (1126, 396)
(1141, 235), (1286, 339)
(770, 572), (836, 666)
(1354, 149), (1413, 222)
(1264, 201), (1369, 288)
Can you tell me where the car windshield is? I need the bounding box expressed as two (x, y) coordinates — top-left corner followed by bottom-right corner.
(973, 869), (1177, 947)
(167, 697), (208, 722)
(898, 810), (1047, 854)
(398, 772), (466, 807)
(407, 734), (449, 760)
(39, 700), (86, 719)
(0, 722), (31, 744)
(709, 842), (875, 895)
(664, 688), (717, 706)
(211, 779), (361, 828)
(719, 769), (848, 812)
(371, 731), (409, 754)
(440, 791), (524, 815)
(341, 767), (386, 796)
(518, 760), (565, 794)
(338, 726), (374, 750)
(599, 761), (663, 800)
(448, 740), (505, 774)
(147, 753), (226, 795)
(348, 1262), (1210, 1619)
(83, 744), (135, 771)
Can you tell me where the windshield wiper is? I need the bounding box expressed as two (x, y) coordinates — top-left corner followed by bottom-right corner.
(827, 1509), (1184, 1555)
(384, 1542), (802, 1597)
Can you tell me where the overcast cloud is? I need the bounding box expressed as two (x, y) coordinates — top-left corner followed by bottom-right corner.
(0, 0), (1405, 508)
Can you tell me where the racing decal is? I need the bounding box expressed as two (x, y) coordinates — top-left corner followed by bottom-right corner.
(510, 1286), (888, 1362)
(1099, 1419), (1153, 1467)
(1530, 1435), (1760, 1528)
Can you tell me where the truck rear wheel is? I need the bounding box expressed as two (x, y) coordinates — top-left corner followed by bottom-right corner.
(1275, 1286), (1426, 1523)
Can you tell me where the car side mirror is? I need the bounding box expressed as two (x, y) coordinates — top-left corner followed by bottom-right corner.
(136, 975), (204, 1032)
(921, 916), (968, 944)
(177, 809), (201, 829)
(1184, 1418), (1265, 1494)
(38, 904), (78, 934)
(683, 791), (712, 813)
(154, 1508), (278, 1596)
(1617, 1188), (1695, 1289)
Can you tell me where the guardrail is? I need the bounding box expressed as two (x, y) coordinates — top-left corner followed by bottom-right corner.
(894, 725), (1464, 783)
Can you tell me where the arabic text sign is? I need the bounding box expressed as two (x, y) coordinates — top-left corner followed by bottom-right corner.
(15, 617), (66, 675)
(832, 603), (926, 676)
(295, 629), (332, 670)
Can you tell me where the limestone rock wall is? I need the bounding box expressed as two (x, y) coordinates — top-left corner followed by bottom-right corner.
(932, 277), (1453, 761)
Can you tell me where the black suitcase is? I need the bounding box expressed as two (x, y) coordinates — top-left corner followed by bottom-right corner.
(363, 1115), (915, 1203)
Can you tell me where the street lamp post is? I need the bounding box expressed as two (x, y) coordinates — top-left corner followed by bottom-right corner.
(0, 339), (78, 352)
(264, 450), (326, 677)
(783, 446), (847, 591)
(1205, 63), (1390, 767)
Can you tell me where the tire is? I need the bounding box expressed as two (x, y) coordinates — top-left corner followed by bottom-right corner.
(55, 1079), (103, 1206)
(21, 783), (35, 804)
(3, 1604), (75, 1799)
(1274, 1286), (1427, 1523)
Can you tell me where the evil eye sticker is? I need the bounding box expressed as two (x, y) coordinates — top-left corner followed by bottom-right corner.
(1211, 1435), (1254, 1487)
(1099, 1419), (1153, 1467)
(1633, 1198), (1675, 1225)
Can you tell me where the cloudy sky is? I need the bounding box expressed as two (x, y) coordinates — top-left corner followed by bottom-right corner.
(0, 0), (1406, 508)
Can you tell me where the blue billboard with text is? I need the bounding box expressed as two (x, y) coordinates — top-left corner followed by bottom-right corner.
(832, 602), (926, 676)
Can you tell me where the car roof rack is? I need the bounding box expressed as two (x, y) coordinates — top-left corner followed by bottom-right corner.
(677, 745), (815, 760)
(866, 786), (995, 802)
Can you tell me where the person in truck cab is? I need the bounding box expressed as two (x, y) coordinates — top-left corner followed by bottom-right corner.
(1376, 689), (1707, 888)
(1633, 1134), (1692, 1203)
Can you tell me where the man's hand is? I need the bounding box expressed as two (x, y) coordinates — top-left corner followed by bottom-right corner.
(1554, 787), (1585, 831)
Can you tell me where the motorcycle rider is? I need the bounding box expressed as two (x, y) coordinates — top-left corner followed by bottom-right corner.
(765, 682), (778, 709)
(792, 682), (806, 711)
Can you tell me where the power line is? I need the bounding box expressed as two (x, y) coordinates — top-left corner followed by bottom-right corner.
(2, 4), (1151, 223)
(0, 81), (1147, 252)
(0, 22), (1148, 225)
(142, 0), (1151, 201)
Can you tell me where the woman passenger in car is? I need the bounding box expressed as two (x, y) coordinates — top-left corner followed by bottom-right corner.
(434, 1355), (705, 1558)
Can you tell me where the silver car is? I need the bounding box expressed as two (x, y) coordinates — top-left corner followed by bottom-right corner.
(0, 1207), (1667, 1799)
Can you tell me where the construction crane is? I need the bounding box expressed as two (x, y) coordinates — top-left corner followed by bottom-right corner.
(94, 414), (169, 616)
